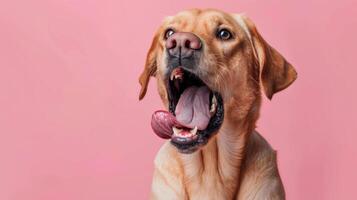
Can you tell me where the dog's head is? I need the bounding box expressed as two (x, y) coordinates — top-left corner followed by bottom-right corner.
(139, 9), (297, 153)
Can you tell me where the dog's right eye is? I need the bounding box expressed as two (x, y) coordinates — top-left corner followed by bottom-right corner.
(216, 28), (232, 40)
(164, 29), (175, 39)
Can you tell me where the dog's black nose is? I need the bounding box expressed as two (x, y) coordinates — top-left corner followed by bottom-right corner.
(166, 32), (202, 58)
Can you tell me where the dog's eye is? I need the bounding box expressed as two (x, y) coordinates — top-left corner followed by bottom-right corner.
(216, 29), (232, 40)
(164, 29), (175, 39)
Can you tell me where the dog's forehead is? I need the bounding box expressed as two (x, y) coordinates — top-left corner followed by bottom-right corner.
(163, 9), (239, 29)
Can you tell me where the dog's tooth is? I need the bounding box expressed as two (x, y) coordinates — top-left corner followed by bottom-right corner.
(210, 103), (217, 115)
(172, 127), (182, 136)
(210, 95), (217, 115)
(171, 68), (180, 81)
(212, 95), (217, 105)
(170, 72), (175, 81)
(174, 74), (183, 80)
(190, 126), (198, 135)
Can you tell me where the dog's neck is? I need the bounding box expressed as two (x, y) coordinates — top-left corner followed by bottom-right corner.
(176, 93), (260, 198)
(178, 120), (252, 198)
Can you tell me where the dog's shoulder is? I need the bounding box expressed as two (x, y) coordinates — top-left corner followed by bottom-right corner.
(246, 131), (275, 158)
(244, 131), (282, 178)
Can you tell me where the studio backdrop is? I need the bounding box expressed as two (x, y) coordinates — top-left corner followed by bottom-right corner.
(0, 0), (356, 199)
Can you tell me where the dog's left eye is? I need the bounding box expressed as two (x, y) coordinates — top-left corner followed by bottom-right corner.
(216, 29), (232, 40)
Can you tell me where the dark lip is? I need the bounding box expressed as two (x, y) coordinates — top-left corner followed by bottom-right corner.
(166, 68), (224, 153)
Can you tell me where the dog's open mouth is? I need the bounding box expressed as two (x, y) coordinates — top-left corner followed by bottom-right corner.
(151, 67), (224, 153)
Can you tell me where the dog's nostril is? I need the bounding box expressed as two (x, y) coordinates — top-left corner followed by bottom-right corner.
(184, 40), (191, 49)
(166, 38), (177, 49)
(171, 40), (177, 49)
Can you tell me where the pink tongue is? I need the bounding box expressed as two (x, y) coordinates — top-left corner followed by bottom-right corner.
(175, 86), (211, 130)
(150, 86), (211, 139)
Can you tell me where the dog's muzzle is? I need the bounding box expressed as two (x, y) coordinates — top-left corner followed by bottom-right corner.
(166, 32), (202, 71)
(150, 32), (224, 154)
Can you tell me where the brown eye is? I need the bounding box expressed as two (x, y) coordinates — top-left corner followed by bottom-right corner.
(164, 29), (175, 39)
(217, 29), (232, 40)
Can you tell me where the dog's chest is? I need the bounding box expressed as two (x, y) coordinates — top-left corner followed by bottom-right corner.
(184, 176), (235, 200)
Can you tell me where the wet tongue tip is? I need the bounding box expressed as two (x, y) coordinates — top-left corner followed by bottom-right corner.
(151, 110), (184, 139)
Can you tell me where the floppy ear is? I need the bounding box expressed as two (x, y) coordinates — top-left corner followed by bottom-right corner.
(138, 31), (160, 100)
(235, 15), (297, 99)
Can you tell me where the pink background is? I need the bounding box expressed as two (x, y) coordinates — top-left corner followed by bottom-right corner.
(0, 0), (356, 199)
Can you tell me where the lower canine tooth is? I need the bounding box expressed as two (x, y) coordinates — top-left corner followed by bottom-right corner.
(173, 127), (182, 135)
(190, 126), (198, 135)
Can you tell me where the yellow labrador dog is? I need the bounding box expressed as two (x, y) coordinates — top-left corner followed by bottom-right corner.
(139, 9), (297, 200)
